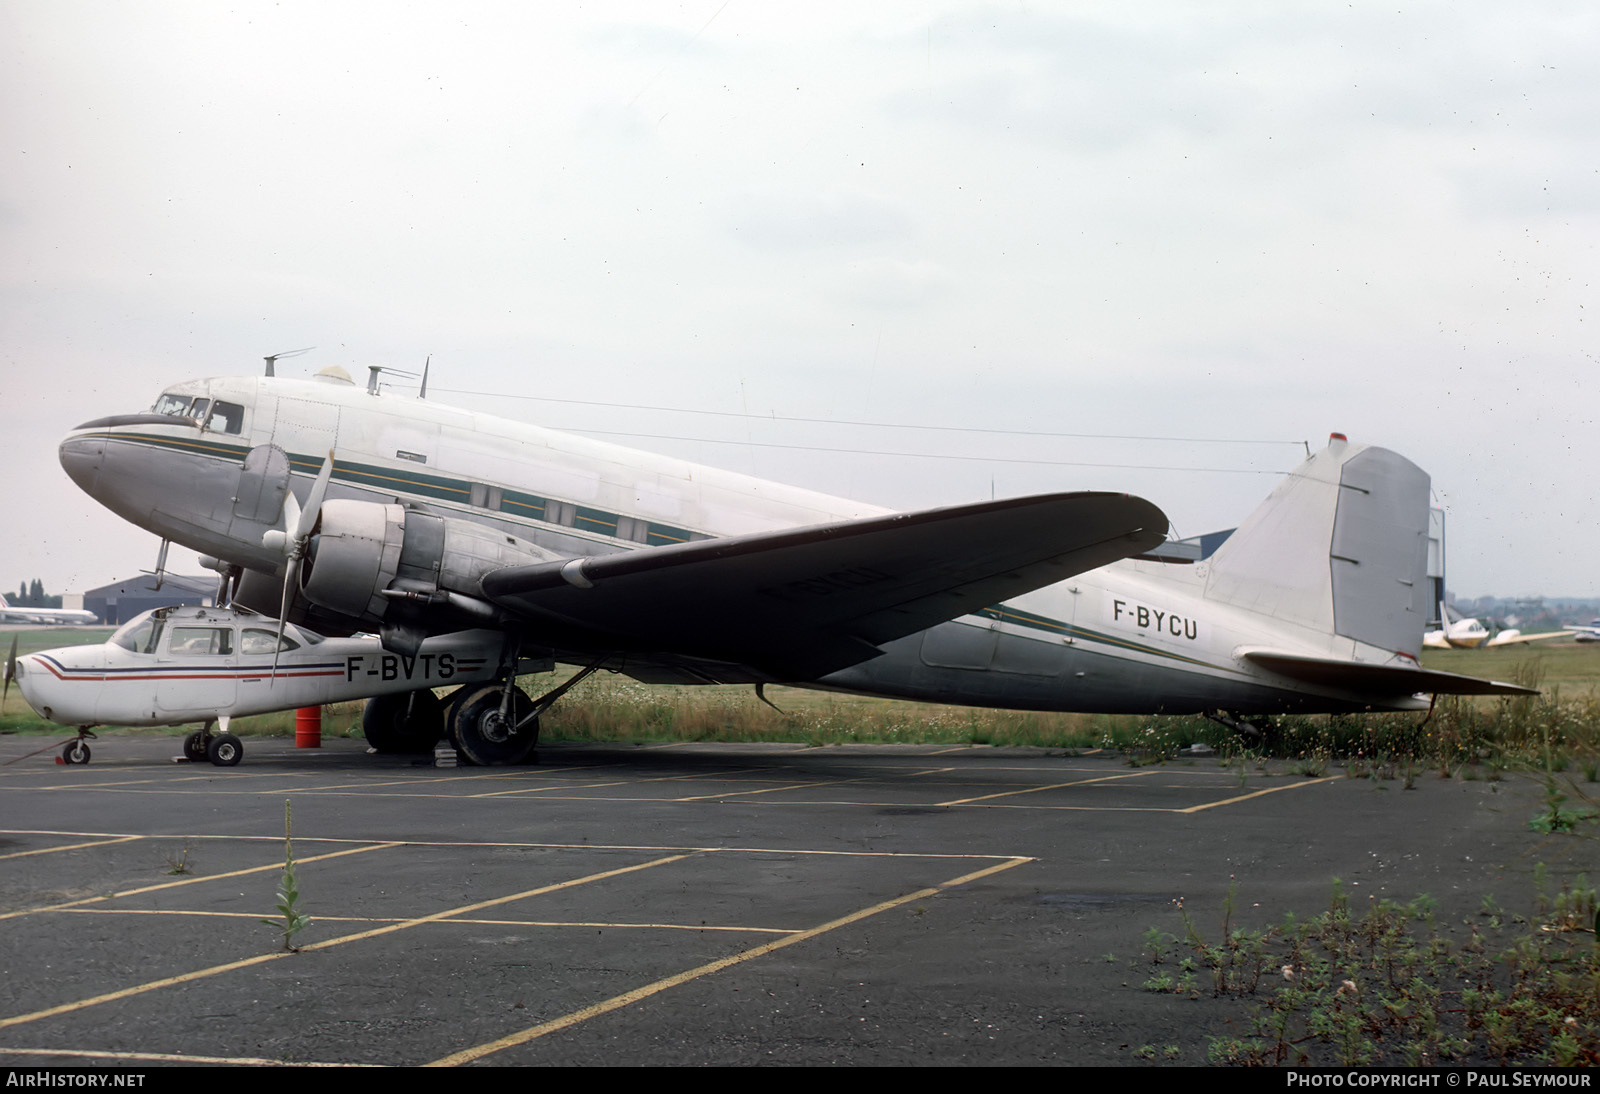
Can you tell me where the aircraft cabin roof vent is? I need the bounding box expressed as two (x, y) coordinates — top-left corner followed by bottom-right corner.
(313, 365), (355, 385)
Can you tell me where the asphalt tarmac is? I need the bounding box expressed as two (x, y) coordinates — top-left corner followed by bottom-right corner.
(0, 733), (1579, 1067)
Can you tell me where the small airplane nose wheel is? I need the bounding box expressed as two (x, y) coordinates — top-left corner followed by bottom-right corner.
(206, 732), (243, 767)
(61, 740), (91, 765)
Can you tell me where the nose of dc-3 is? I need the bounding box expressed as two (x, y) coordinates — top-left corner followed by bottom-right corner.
(58, 430), (105, 496)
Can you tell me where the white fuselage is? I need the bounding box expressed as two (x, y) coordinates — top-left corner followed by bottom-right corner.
(15, 604), (504, 727)
(57, 372), (1435, 715)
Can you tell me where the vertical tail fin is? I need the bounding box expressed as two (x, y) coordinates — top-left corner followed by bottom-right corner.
(1203, 436), (1431, 657)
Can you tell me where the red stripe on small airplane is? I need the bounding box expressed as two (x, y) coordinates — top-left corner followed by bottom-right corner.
(32, 660), (345, 684)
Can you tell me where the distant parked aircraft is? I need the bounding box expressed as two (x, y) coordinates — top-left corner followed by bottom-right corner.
(0, 594), (97, 626)
(1423, 602), (1569, 649)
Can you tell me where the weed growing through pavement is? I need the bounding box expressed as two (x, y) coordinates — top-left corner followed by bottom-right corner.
(261, 799), (311, 952)
(1141, 872), (1600, 1066)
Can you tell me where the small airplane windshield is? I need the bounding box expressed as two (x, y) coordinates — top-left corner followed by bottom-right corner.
(110, 617), (164, 654)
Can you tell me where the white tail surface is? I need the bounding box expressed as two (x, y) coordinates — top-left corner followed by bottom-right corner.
(1203, 437), (1431, 658)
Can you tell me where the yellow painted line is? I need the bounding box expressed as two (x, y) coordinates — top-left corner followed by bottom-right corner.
(0, 836), (141, 860)
(425, 855), (1035, 1067)
(1177, 775), (1341, 813)
(469, 778), (637, 799)
(674, 777), (873, 802)
(0, 1046), (373, 1067)
(935, 770), (1153, 806)
(294, 853), (698, 950)
(0, 853), (695, 1032)
(0, 842), (399, 922)
(0, 827), (1021, 860)
(58, 905), (798, 934)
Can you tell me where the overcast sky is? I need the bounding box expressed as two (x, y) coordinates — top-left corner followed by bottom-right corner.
(3, 2), (1595, 603)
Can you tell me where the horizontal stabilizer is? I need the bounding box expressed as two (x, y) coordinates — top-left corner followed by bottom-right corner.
(483, 492), (1167, 679)
(1241, 650), (1539, 698)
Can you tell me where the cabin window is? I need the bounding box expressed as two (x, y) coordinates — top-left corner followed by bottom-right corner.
(206, 401), (245, 434)
(614, 516), (651, 543)
(169, 627), (233, 656)
(242, 628), (298, 654)
(469, 483), (503, 510)
(545, 500), (576, 527)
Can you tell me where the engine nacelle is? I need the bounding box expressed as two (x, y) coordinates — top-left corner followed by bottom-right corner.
(298, 499), (562, 632)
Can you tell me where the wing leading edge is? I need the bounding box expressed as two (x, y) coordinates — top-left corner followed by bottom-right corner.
(481, 492), (1168, 679)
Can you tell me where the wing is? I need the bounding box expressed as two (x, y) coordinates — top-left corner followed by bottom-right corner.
(481, 492), (1167, 679)
(1240, 650), (1539, 698)
(1484, 630), (1571, 647)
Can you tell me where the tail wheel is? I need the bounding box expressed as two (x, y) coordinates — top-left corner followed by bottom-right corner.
(363, 690), (445, 753)
(448, 684), (539, 766)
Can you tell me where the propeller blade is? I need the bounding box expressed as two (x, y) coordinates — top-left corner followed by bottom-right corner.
(272, 452), (333, 685)
(271, 559), (298, 686)
(2, 634), (17, 713)
(297, 451), (335, 540)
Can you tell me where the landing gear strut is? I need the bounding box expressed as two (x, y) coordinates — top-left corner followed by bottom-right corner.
(444, 657), (610, 766)
(61, 734), (93, 765)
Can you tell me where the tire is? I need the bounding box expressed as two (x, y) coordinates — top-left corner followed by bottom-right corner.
(362, 690), (445, 753)
(182, 731), (209, 763)
(61, 740), (91, 765)
(448, 684), (539, 766)
(207, 732), (243, 767)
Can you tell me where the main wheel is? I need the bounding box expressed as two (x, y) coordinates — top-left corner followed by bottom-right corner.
(363, 690), (445, 753)
(207, 732), (243, 767)
(61, 740), (91, 765)
(448, 684), (539, 766)
(182, 731), (209, 763)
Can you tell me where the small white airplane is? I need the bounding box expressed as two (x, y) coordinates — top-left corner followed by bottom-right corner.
(0, 594), (97, 626)
(8, 603), (541, 765)
(48, 364), (1535, 763)
(1422, 602), (1570, 649)
(1569, 620), (1600, 644)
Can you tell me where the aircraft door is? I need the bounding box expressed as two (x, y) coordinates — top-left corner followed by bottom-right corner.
(155, 624), (238, 713)
(233, 445), (291, 525)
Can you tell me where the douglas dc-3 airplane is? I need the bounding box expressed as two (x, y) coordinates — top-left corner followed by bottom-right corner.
(40, 364), (1533, 765)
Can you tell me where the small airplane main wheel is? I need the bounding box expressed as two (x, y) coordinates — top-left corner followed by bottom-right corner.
(182, 731), (209, 763)
(207, 733), (243, 767)
(61, 740), (91, 765)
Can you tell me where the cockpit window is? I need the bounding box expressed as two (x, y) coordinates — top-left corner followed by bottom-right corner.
(206, 400), (245, 434)
(169, 627), (233, 656)
(153, 393), (206, 421)
(111, 618), (164, 654)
